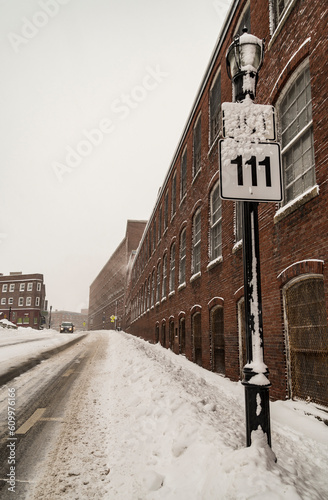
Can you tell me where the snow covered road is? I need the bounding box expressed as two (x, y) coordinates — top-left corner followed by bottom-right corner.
(22, 330), (328, 500)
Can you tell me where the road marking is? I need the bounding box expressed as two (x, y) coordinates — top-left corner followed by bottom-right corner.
(16, 408), (46, 435)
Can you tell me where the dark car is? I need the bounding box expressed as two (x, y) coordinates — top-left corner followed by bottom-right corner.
(60, 322), (74, 333)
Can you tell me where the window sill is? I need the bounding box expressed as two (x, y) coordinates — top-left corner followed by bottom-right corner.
(178, 282), (186, 291)
(192, 168), (202, 185)
(207, 133), (220, 157)
(274, 185), (319, 224)
(161, 297), (167, 303)
(179, 194), (187, 208)
(232, 239), (243, 253)
(207, 256), (223, 270)
(190, 271), (201, 283)
(168, 290), (175, 298)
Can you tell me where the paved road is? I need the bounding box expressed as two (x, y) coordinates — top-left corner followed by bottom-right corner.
(0, 334), (100, 499)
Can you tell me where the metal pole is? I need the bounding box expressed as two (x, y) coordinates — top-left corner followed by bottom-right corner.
(242, 201), (272, 447)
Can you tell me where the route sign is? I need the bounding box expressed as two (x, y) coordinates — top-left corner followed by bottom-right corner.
(219, 140), (283, 202)
(222, 102), (276, 141)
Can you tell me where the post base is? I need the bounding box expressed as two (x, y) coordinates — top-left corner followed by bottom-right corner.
(242, 381), (272, 448)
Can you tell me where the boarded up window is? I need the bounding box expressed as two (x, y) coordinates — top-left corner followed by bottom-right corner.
(210, 306), (225, 374)
(284, 277), (328, 406)
(192, 312), (202, 366)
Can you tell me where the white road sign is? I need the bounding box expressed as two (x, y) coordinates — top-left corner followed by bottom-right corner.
(219, 140), (283, 202)
(222, 102), (276, 141)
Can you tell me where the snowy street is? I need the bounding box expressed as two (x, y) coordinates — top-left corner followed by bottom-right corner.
(0, 329), (328, 499)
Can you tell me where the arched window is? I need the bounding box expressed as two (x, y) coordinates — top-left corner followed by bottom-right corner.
(209, 182), (222, 262)
(192, 312), (202, 366)
(179, 317), (186, 354)
(193, 114), (202, 178)
(283, 276), (328, 406)
(156, 262), (161, 304)
(179, 228), (186, 285)
(169, 243), (176, 293)
(278, 62), (315, 204)
(162, 254), (167, 299)
(210, 306), (225, 374)
(192, 209), (201, 275)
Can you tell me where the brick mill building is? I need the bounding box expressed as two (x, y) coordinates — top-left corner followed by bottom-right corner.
(90, 0), (328, 407)
(0, 272), (47, 329)
(88, 220), (147, 330)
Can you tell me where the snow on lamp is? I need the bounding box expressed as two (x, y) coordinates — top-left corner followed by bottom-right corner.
(226, 28), (264, 102)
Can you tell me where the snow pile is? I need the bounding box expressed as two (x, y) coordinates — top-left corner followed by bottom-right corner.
(28, 331), (328, 499)
(0, 319), (17, 329)
(102, 332), (328, 499)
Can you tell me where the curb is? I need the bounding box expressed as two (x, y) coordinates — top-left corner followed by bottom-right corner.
(0, 333), (88, 387)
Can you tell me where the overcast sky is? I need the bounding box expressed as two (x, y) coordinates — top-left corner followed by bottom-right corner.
(1, 0), (231, 313)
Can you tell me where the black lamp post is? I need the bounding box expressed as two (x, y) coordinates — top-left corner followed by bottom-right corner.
(226, 29), (272, 448)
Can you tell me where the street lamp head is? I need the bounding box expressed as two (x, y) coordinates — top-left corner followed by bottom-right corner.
(226, 28), (264, 102)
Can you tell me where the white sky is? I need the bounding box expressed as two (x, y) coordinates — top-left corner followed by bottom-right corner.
(0, 0), (232, 312)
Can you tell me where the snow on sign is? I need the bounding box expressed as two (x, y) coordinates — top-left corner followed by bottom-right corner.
(222, 100), (276, 141)
(219, 140), (283, 202)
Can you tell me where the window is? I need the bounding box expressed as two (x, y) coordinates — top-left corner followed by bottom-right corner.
(153, 220), (156, 250)
(17, 317), (22, 324)
(23, 316), (29, 324)
(26, 297), (32, 306)
(193, 115), (202, 178)
(158, 204), (162, 241)
(210, 70), (221, 144)
(1, 298), (6, 305)
(209, 182), (222, 261)
(270, 0), (293, 31)
(210, 306), (225, 374)
(171, 171), (177, 218)
(279, 64), (315, 204)
(179, 228), (186, 285)
(151, 270), (155, 307)
(192, 312), (202, 366)
(9, 284), (15, 292)
(20, 283), (25, 292)
(156, 262), (161, 303)
(235, 3), (251, 35)
(147, 276), (150, 310)
(179, 317), (186, 354)
(235, 202), (243, 243)
(192, 209), (201, 275)
(27, 283), (33, 291)
(283, 277), (328, 406)
(37, 282), (41, 292)
(2, 284), (8, 292)
(169, 243), (176, 293)
(164, 190), (169, 231)
(162, 254), (167, 299)
(35, 297), (40, 307)
(180, 148), (187, 201)
(18, 297), (24, 306)
(8, 298), (13, 305)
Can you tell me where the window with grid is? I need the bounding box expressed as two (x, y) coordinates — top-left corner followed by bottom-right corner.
(180, 148), (187, 200)
(284, 277), (328, 406)
(158, 204), (162, 241)
(164, 190), (169, 230)
(271, 0), (293, 28)
(280, 64), (315, 204)
(156, 262), (161, 303)
(179, 228), (186, 285)
(193, 115), (202, 178)
(151, 270), (155, 307)
(27, 283), (33, 291)
(210, 182), (222, 261)
(2, 284), (8, 292)
(9, 284), (15, 292)
(210, 70), (221, 144)
(169, 243), (176, 293)
(162, 254), (167, 299)
(192, 209), (201, 275)
(171, 171), (177, 218)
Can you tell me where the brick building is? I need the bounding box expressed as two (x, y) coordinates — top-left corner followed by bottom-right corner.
(122, 0), (328, 406)
(88, 220), (147, 330)
(50, 309), (89, 331)
(0, 272), (47, 329)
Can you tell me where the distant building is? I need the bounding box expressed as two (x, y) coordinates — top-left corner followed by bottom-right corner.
(50, 309), (88, 331)
(88, 220), (147, 330)
(0, 272), (46, 330)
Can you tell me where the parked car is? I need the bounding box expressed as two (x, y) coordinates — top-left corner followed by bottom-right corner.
(60, 322), (74, 333)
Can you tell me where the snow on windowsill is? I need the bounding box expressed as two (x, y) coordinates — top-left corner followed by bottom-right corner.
(168, 291), (175, 298)
(207, 256), (223, 270)
(274, 185), (319, 224)
(178, 282), (186, 291)
(190, 272), (201, 283)
(232, 239), (243, 253)
(268, 0), (298, 49)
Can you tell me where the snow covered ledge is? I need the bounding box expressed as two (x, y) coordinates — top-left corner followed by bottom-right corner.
(274, 185), (319, 224)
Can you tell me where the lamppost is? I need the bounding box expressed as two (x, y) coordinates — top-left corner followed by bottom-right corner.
(226, 29), (272, 448)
